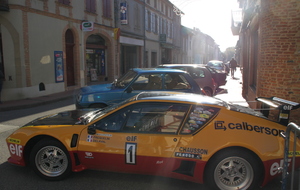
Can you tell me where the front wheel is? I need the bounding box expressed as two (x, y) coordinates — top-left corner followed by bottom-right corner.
(30, 139), (72, 180)
(204, 149), (262, 190)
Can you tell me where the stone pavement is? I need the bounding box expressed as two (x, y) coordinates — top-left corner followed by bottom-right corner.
(0, 67), (248, 112)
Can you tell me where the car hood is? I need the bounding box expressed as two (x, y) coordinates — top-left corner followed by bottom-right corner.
(22, 110), (92, 127)
(80, 83), (114, 94)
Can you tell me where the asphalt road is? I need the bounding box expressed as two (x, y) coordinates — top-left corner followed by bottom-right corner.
(0, 95), (290, 190)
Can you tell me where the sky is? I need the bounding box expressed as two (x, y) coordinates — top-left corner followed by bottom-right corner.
(169, 0), (240, 52)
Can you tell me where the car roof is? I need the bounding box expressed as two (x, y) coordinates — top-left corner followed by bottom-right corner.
(208, 60), (223, 63)
(135, 91), (228, 107)
(158, 64), (207, 68)
(132, 68), (188, 74)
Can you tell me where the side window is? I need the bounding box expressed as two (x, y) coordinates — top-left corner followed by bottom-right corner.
(190, 68), (205, 78)
(144, 74), (162, 90)
(181, 105), (220, 134)
(94, 108), (130, 131)
(130, 74), (150, 90)
(123, 103), (190, 134)
(165, 74), (191, 90)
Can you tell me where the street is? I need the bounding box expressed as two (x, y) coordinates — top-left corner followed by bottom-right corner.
(0, 75), (288, 189)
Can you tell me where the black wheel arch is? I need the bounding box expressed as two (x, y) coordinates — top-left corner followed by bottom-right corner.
(23, 135), (64, 166)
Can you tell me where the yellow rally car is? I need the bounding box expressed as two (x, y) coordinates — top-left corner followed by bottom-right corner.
(6, 91), (300, 190)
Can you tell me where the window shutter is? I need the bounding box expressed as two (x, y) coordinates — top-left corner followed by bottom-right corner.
(145, 9), (148, 31)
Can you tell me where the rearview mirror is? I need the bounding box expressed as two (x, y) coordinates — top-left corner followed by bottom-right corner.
(88, 124), (96, 135)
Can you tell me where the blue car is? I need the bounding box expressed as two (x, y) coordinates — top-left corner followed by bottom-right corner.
(76, 68), (204, 109)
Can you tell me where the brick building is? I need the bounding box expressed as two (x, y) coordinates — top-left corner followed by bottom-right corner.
(234, 0), (300, 124)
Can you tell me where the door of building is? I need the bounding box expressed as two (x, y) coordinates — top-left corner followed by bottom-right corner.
(65, 29), (75, 86)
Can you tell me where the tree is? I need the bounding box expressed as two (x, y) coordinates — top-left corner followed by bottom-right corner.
(223, 47), (235, 62)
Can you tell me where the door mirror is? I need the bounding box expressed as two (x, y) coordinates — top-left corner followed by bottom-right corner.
(88, 124), (96, 135)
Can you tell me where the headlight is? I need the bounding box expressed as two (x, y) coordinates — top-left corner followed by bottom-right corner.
(88, 94), (95, 102)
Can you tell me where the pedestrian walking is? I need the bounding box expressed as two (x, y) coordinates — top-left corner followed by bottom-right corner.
(0, 69), (4, 103)
(229, 58), (238, 78)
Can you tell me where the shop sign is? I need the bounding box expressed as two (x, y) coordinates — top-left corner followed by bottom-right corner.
(159, 34), (166, 43)
(81, 21), (94, 31)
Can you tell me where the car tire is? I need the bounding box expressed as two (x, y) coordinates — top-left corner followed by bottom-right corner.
(204, 148), (262, 190)
(203, 87), (213, 97)
(30, 138), (72, 181)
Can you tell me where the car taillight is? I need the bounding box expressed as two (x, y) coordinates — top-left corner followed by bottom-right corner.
(212, 78), (217, 87)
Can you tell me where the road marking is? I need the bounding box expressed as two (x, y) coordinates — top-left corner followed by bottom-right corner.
(0, 124), (20, 133)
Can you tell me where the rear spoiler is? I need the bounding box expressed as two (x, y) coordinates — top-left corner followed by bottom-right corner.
(256, 97), (300, 125)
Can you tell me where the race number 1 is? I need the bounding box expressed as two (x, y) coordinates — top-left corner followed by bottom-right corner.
(125, 143), (137, 164)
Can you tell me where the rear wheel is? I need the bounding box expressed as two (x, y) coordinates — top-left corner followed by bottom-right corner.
(203, 87), (213, 96)
(30, 139), (72, 180)
(204, 149), (262, 190)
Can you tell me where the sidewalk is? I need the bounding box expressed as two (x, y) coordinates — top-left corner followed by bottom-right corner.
(0, 68), (248, 112)
(0, 90), (77, 112)
(215, 67), (248, 107)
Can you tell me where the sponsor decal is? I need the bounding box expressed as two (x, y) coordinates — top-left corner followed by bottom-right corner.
(96, 133), (112, 137)
(175, 152), (202, 159)
(126, 136), (137, 142)
(270, 159), (291, 176)
(214, 121), (285, 137)
(175, 147), (208, 159)
(86, 135), (110, 143)
(7, 138), (21, 144)
(179, 147), (208, 155)
(9, 144), (23, 157)
(156, 160), (163, 164)
(288, 151), (300, 156)
(85, 152), (94, 159)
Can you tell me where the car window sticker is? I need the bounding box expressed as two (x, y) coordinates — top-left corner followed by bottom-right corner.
(181, 105), (220, 134)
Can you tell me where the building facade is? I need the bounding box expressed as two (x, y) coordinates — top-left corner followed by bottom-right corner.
(0, 0), (222, 102)
(0, 0), (116, 101)
(234, 0), (300, 124)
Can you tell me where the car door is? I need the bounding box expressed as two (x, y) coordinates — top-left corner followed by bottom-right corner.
(77, 102), (190, 175)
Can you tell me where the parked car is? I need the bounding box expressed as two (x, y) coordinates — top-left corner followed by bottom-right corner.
(157, 64), (217, 96)
(6, 91), (300, 190)
(75, 68), (204, 109)
(207, 60), (228, 75)
(204, 66), (227, 87)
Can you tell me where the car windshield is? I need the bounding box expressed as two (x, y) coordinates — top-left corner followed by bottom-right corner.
(114, 70), (137, 89)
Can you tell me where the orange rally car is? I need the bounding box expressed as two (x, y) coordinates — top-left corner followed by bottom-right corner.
(6, 91), (300, 190)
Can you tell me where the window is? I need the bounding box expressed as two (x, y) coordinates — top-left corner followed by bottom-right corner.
(181, 105), (220, 134)
(123, 103), (190, 134)
(58, 0), (70, 5)
(189, 68), (205, 78)
(165, 74), (191, 90)
(94, 109), (130, 131)
(147, 10), (151, 31)
(141, 74), (162, 90)
(151, 52), (157, 67)
(103, 0), (112, 18)
(86, 0), (96, 13)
